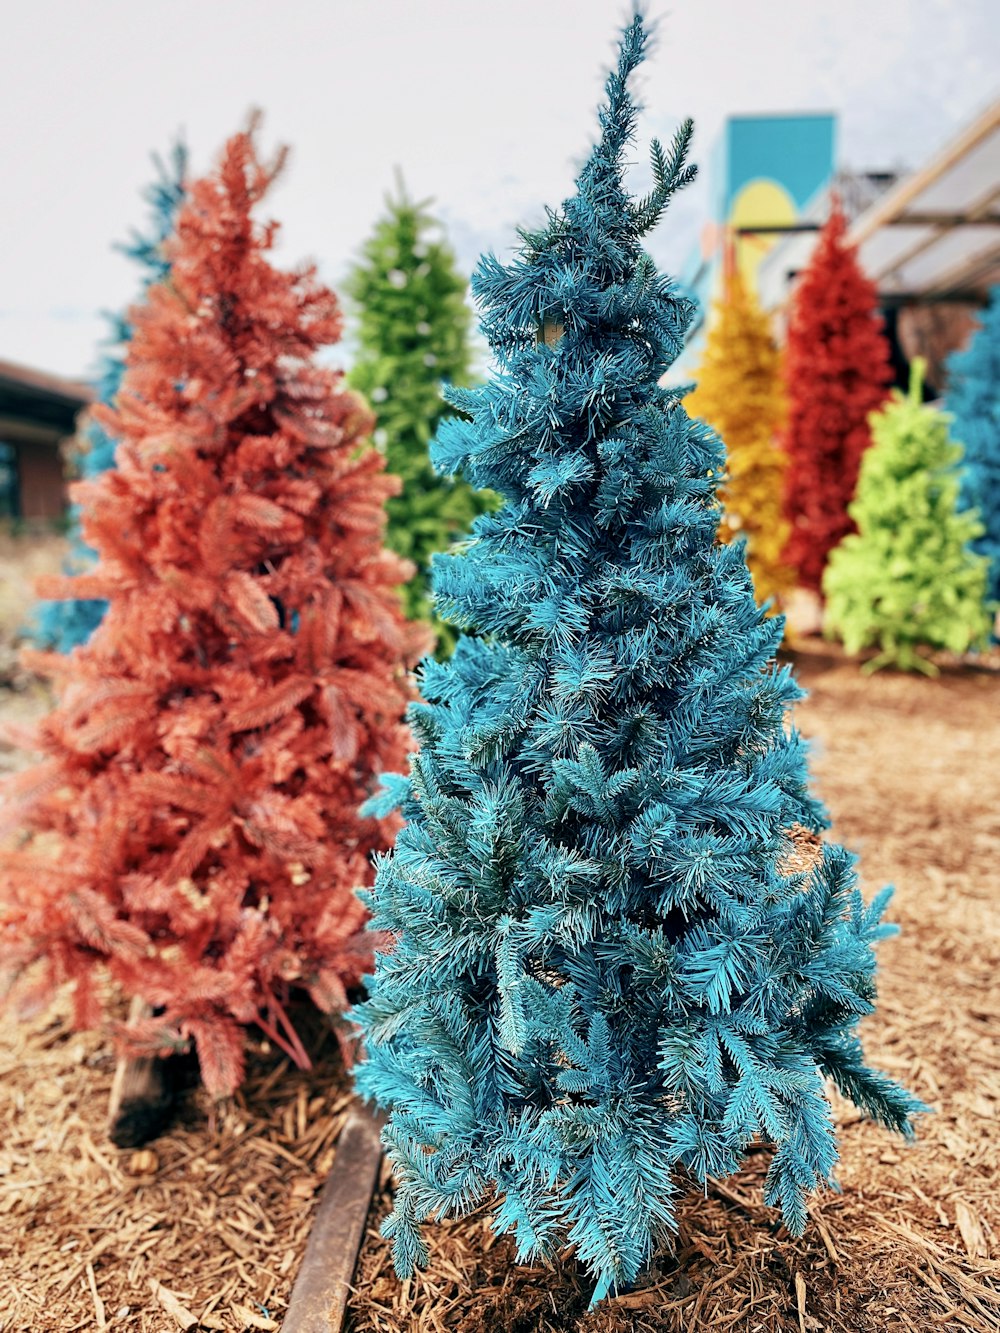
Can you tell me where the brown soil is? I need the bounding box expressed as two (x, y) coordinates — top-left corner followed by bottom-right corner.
(346, 654), (1000, 1333)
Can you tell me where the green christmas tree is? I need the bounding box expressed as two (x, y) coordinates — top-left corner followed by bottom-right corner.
(824, 360), (992, 673)
(347, 179), (496, 650)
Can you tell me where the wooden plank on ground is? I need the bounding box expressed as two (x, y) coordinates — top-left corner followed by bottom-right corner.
(281, 1107), (383, 1333)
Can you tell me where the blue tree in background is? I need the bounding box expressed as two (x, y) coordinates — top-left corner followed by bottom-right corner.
(34, 143), (186, 651)
(354, 15), (924, 1303)
(946, 286), (1000, 618)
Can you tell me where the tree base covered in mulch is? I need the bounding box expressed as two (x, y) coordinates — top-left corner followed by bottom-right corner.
(1, 654), (998, 1331)
(346, 656), (1000, 1333)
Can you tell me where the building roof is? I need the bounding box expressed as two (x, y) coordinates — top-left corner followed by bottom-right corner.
(848, 98), (1000, 302)
(0, 358), (93, 407)
(754, 98), (1000, 314)
(0, 358), (93, 437)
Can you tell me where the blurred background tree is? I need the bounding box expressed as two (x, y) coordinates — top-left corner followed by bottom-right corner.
(34, 143), (187, 652)
(824, 360), (991, 671)
(347, 178), (497, 653)
(780, 205), (892, 595)
(1, 127), (428, 1098)
(685, 264), (791, 610)
(946, 285), (1000, 628)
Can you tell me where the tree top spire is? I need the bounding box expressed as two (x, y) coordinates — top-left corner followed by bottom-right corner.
(580, 11), (696, 239)
(513, 11), (696, 275)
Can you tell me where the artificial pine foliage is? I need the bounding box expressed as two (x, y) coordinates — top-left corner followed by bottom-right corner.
(945, 286), (1000, 615)
(781, 205), (892, 593)
(354, 18), (923, 1303)
(35, 144), (187, 651)
(347, 180), (496, 650)
(685, 265), (792, 609)
(0, 126), (430, 1097)
(824, 360), (991, 673)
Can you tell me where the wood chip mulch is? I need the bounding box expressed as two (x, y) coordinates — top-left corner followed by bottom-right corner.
(346, 657), (1000, 1333)
(2, 652), (998, 1331)
(0, 1000), (352, 1332)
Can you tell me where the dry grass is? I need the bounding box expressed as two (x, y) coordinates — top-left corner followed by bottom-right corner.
(346, 656), (1000, 1333)
(0, 677), (51, 776)
(0, 527), (66, 655)
(0, 528), (65, 756)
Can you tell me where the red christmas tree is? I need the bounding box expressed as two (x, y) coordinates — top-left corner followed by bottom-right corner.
(781, 204), (892, 592)
(0, 125), (431, 1097)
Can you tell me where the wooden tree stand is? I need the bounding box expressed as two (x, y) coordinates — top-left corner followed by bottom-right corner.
(107, 998), (179, 1148)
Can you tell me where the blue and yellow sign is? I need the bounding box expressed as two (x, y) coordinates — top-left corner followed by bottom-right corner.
(676, 113), (835, 373)
(719, 114), (836, 289)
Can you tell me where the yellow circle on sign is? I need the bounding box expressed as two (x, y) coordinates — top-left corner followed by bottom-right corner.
(729, 179), (798, 290)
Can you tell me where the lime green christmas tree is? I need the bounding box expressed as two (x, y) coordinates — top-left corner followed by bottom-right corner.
(347, 180), (496, 649)
(824, 360), (992, 673)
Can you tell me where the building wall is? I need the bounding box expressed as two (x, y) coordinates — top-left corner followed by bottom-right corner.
(0, 423), (67, 524)
(16, 437), (66, 521)
(898, 304), (983, 397)
(0, 360), (89, 526)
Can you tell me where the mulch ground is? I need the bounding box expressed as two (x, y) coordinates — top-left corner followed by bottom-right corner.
(0, 1000), (352, 1332)
(1, 650), (998, 1331)
(346, 652), (1000, 1333)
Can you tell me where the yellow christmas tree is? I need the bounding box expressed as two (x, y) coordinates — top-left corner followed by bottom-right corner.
(686, 266), (792, 608)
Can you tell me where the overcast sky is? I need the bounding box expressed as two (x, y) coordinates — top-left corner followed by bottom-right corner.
(2, 0), (998, 379)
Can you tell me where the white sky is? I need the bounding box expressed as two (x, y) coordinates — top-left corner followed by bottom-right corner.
(2, 0), (998, 379)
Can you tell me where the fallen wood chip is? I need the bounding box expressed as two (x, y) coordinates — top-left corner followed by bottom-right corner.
(150, 1278), (199, 1330)
(126, 1148), (159, 1176)
(807, 1205), (839, 1265)
(607, 1276), (678, 1308)
(230, 1301), (279, 1329)
(85, 1261), (106, 1331)
(881, 1218), (1000, 1314)
(795, 1270), (807, 1333)
(780, 824), (825, 877)
(954, 1199), (987, 1260)
(707, 1175), (763, 1216)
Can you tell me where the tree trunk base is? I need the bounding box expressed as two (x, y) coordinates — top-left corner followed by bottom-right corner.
(107, 998), (179, 1148)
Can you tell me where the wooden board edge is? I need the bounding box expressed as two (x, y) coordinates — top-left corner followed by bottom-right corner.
(281, 1106), (384, 1332)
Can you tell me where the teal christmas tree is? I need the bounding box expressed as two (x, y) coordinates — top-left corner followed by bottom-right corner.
(35, 143), (187, 651)
(946, 287), (1000, 619)
(824, 360), (991, 672)
(347, 178), (495, 650)
(354, 16), (924, 1302)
